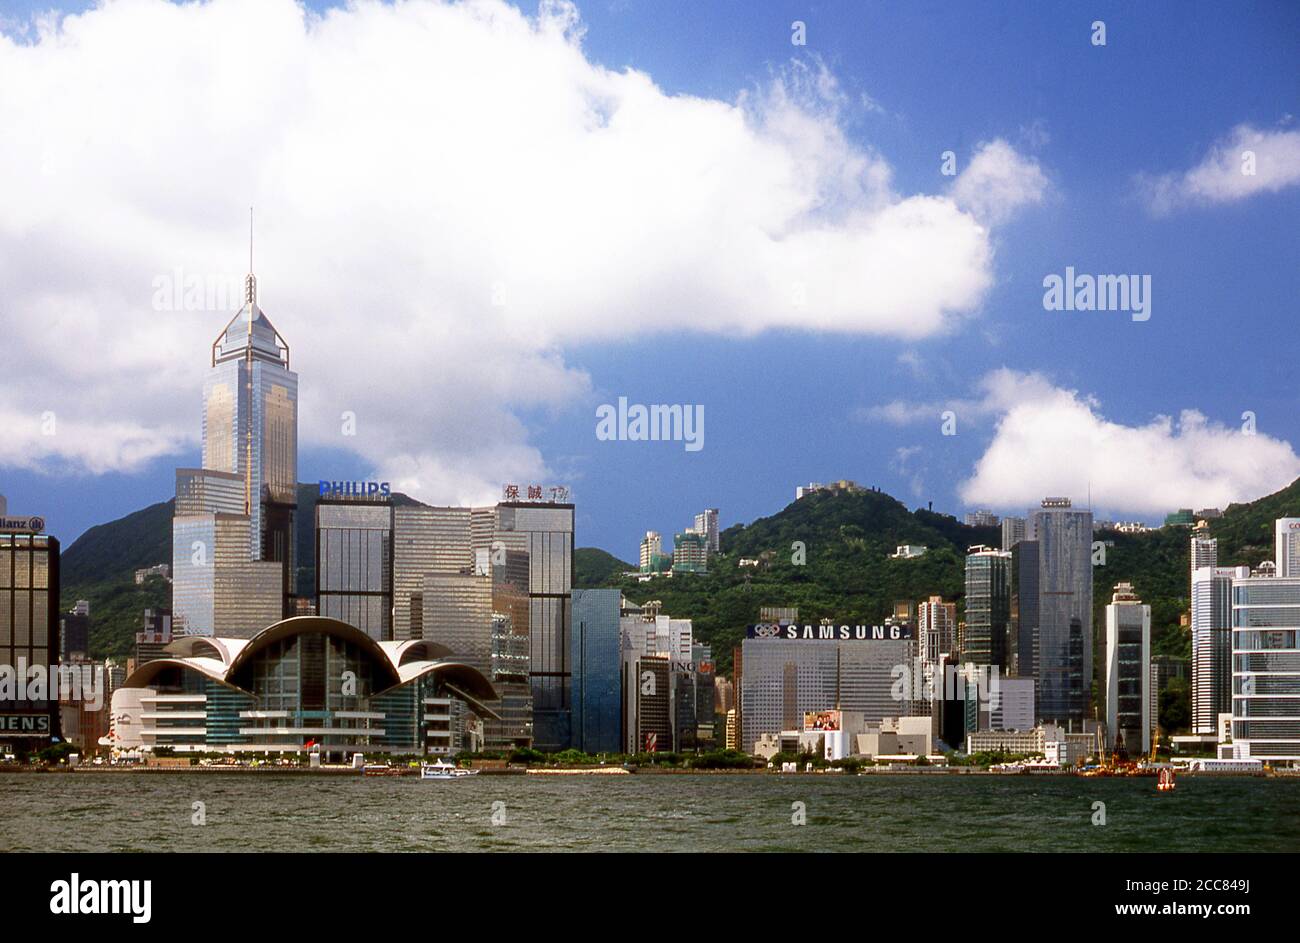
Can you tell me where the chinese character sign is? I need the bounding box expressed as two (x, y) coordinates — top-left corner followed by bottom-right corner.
(501, 484), (572, 504)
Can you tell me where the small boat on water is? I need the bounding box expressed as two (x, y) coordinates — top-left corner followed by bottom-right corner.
(363, 763), (407, 777)
(1156, 767), (1176, 792)
(421, 759), (479, 780)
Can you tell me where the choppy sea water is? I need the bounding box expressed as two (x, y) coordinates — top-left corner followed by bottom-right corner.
(3, 772), (1297, 852)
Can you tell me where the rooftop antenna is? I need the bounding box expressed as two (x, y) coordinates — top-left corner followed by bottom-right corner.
(245, 206), (257, 308)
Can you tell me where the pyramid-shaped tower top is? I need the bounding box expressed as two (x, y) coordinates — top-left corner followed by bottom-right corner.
(212, 217), (290, 369)
(211, 273), (290, 367)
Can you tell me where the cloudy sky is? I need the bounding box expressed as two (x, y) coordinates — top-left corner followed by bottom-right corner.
(1, 0), (1298, 559)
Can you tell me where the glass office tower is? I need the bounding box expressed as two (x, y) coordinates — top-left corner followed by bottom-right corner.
(1029, 499), (1093, 725)
(1011, 539), (1040, 681)
(422, 573), (494, 670)
(0, 529), (60, 750)
(202, 273), (297, 614)
(495, 501), (574, 751)
(316, 499), (394, 641)
(571, 589), (622, 754)
(391, 506), (475, 641)
(1104, 583), (1151, 755)
(964, 546), (1012, 668)
(173, 512), (282, 638)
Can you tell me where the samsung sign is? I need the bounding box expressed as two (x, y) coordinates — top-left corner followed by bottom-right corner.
(747, 623), (913, 641)
(319, 480), (391, 498)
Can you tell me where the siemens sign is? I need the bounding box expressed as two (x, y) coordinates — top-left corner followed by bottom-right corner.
(319, 480), (391, 498)
(747, 623), (913, 641)
(0, 714), (52, 736)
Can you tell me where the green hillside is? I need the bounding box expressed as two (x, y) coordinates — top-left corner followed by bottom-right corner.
(61, 498), (173, 587)
(574, 547), (633, 586)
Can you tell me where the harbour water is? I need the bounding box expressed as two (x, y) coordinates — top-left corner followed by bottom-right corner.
(3, 772), (1298, 852)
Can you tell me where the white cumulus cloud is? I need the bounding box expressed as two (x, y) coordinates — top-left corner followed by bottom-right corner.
(1139, 123), (1300, 214)
(0, 0), (1043, 501)
(950, 138), (1050, 225)
(962, 372), (1299, 513)
(863, 369), (1300, 514)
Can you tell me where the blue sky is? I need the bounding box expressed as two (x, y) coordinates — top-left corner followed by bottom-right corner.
(1, 0), (1298, 562)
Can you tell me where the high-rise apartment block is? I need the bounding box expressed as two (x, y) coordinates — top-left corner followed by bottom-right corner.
(1001, 516), (1026, 551)
(693, 509), (720, 553)
(639, 530), (670, 573)
(672, 530), (708, 574)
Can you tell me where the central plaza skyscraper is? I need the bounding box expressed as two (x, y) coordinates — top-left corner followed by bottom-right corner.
(173, 269), (298, 635)
(203, 270), (299, 599)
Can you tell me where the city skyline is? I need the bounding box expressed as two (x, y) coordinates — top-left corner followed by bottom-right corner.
(1, 0), (1298, 562)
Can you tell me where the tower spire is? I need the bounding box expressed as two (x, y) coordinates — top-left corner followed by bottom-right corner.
(245, 205), (257, 308)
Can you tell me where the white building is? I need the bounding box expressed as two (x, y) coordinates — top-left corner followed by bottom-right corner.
(890, 545), (927, 559)
(990, 677), (1035, 731)
(739, 624), (916, 752)
(1276, 518), (1300, 578)
(693, 509), (720, 554)
(1192, 565), (1248, 733)
(639, 531), (662, 570)
(620, 610), (693, 663)
(1231, 565), (1300, 763)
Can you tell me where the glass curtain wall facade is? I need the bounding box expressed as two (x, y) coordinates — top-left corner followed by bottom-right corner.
(173, 513), (281, 638)
(422, 573), (493, 670)
(964, 548), (1012, 667)
(1104, 586), (1151, 755)
(392, 506), (475, 641)
(0, 532), (60, 749)
(1029, 502), (1093, 725)
(496, 502), (574, 751)
(316, 500), (393, 641)
(571, 589), (622, 754)
(202, 276), (297, 614)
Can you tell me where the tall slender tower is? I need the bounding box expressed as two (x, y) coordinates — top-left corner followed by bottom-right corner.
(200, 259), (298, 615)
(1029, 497), (1093, 726)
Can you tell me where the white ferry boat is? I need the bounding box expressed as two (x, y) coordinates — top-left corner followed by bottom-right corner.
(420, 759), (479, 780)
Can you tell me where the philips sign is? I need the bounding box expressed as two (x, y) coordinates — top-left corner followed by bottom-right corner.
(319, 480), (391, 498)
